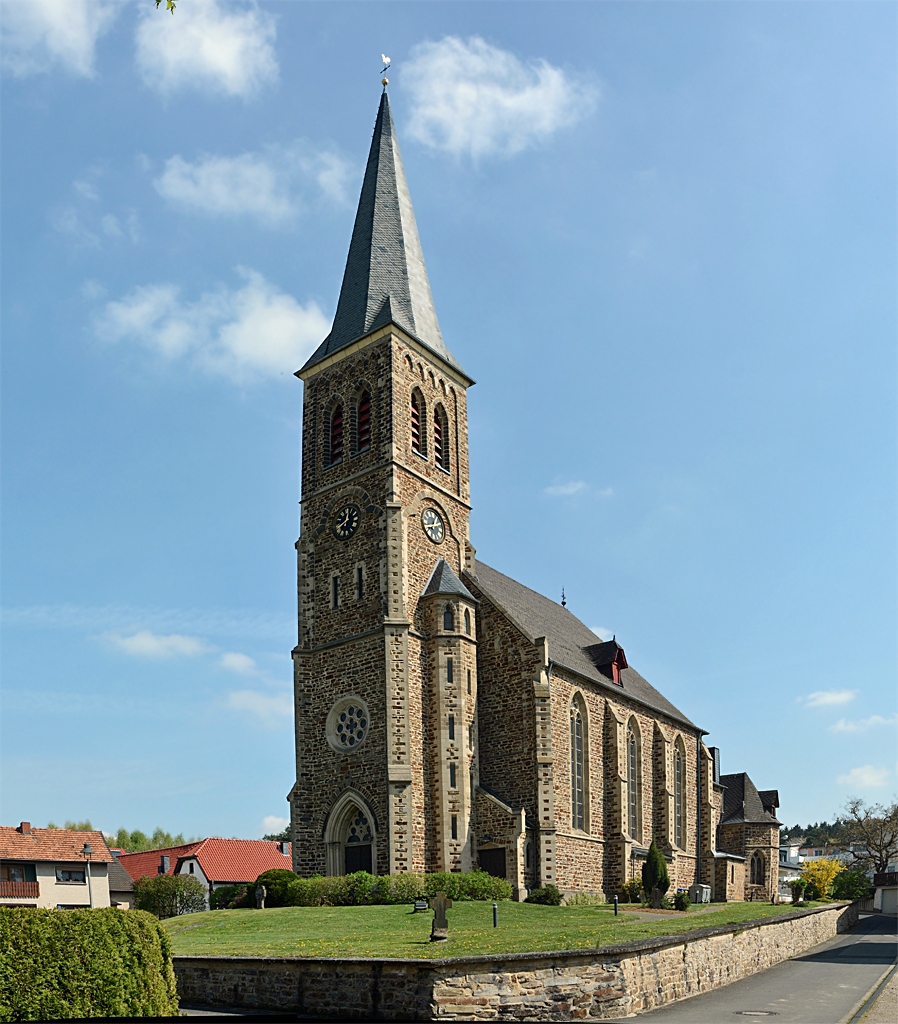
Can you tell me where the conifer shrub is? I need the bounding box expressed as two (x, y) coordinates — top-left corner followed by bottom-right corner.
(641, 839), (671, 899)
(524, 884), (563, 906)
(0, 907), (179, 1020)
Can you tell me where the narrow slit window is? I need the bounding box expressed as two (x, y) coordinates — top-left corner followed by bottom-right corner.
(464, 609), (471, 634)
(357, 392), (371, 451)
(449, 762), (456, 788)
(448, 715), (455, 740)
(330, 405), (343, 464)
(446, 658), (453, 684)
(356, 566), (364, 602)
(467, 669), (471, 694)
(451, 815), (457, 840)
(331, 575), (339, 609)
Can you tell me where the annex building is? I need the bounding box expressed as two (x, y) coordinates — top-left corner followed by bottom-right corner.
(288, 89), (779, 901)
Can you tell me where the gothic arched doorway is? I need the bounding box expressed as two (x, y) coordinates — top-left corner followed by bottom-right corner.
(323, 791), (378, 876)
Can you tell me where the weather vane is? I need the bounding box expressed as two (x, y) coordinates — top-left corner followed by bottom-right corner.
(381, 54), (391, 86)
(561, 588), (566, 608)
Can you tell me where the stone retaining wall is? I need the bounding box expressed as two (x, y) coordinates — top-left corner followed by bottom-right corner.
(174, 901), (859, 1020)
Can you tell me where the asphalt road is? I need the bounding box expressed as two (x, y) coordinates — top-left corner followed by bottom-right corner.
(601, 912), (898, 1024)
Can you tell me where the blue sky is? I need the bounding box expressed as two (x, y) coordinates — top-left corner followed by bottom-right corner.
(2, 1), (895, 843)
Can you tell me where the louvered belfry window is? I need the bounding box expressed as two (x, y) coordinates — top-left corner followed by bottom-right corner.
(330, 405), (344, 463)
(411, 393), (421, 454)
(357, 392), (371, 451)
(434, 412), (444, 468)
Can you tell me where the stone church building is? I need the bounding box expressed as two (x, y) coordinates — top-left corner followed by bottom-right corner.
(288, 89), (779, 901)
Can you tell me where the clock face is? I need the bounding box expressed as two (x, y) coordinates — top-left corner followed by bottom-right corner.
(422, 508), (445, 544)
(333, 504), (361, 540)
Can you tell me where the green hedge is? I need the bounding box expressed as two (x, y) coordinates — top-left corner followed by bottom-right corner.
(240, 869), (512, 908)
(0, 907), (179, 1021)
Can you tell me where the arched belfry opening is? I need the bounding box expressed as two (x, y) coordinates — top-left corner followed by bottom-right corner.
(323, 791), (378, 876)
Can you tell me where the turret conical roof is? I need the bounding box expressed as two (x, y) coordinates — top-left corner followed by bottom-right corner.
(299, 90), (463, 376)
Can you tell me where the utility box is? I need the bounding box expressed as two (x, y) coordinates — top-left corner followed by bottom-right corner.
(689, 883), (711, 903)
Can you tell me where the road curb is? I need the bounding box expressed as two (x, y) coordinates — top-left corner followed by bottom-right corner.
(839, 964), (897, 1024)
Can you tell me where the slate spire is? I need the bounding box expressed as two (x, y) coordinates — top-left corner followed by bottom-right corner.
(299, 89), (463, 375)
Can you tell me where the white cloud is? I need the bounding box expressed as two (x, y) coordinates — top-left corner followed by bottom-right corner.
(1, 0), (120, 78)
(51, 206), (99, 248)
(590, 626), (613, 641)
(830, 714), (898, 734)
(104, 630), (215, 658)
(797, 689), (859, 708)
(153, 144), (351, 224)
(94, 267), (330, 383)
(543, 480), (587, 497)
(260, 815), (289, 838)
(226, 688), (292, 727)
(135, 0), (278, 99)
(218, 651), (258, 676)
(403, 35), (598, 160)
(836, 765), (889, 788)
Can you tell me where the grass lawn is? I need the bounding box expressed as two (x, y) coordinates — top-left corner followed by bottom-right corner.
(162, 900), (831, 960)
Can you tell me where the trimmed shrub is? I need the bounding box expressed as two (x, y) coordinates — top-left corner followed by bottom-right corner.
(424, 870), (512, 902)
(0, 907), (179, 1020)
(133, 873), (207, 918)
(619, 879), (644, 904)
(642, 839), (671, 899)
(210, 884), (250, 910)
(278, 870), (507, 907)
(248, 868), (299, 908)
(832, 868), (874, 901)
(525, 885), (563, 906)
(673, 890), (691, 912)
(788, 877), (808, 903)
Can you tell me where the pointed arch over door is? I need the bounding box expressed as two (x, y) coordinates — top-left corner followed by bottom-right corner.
(322, 790), (378, 876)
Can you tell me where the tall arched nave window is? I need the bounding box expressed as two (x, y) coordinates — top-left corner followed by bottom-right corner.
(627, 721), (641, 840)
(570, 699), (585, 831)
(674, 739), (685, 848)
(750, 851), (765, 886)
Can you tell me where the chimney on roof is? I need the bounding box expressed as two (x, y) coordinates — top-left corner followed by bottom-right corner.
(18, 822), (31, 834)
(709, 747), (721, 785)
(279, 842), (289, 857)
(158, 856), (170, 874)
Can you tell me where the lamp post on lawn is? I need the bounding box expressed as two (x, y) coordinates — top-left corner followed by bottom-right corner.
(81, 843), (94, 908)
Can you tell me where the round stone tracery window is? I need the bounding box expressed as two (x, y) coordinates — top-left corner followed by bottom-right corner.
(326, 696), (370, 753)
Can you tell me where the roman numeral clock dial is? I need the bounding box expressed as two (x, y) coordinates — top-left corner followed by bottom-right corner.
(333, 504), (361, 539)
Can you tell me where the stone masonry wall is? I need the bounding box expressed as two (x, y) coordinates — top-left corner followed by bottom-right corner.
(175, 902), (858, 1020)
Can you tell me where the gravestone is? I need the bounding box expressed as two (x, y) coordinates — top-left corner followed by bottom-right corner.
(430, 891), (452, 942)
(255, 884), (267, 910)
(413, 899), (428, 913)
(651, 885), (661, 910)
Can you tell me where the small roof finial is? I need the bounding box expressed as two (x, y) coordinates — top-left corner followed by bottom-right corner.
(561, 588), (566, 608)
(382, 78), (389, 88)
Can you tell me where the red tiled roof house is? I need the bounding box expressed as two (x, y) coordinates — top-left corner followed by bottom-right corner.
(1, 822), (115, 909)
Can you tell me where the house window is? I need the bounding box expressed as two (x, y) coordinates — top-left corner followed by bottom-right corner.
(189, 863), (194, 874)
(675, 743), (685, 848)
(56, 868), (85, 883)
(356, 391), (371, 452)
(330, 404), (344, 464)
(627, 723), (641, 840)
(464, 609), (471, 634)
(449, 762), (456, 788)
(570, 701), (584, 830)
(443, 605), (454, 631)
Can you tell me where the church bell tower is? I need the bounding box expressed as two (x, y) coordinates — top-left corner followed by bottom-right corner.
(289, 88), (479, 878)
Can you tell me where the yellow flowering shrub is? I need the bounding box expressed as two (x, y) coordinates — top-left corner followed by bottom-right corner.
(801, 858), (842, 899)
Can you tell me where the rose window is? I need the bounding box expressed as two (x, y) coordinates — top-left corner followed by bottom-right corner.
(326, 696), (370, 753)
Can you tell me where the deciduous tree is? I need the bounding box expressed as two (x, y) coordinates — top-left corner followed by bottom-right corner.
(837, 798), (898, 875)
